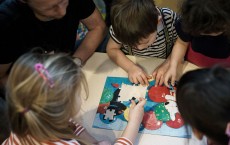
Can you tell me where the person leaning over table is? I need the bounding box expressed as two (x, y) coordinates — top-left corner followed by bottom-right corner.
(0, 0), (107, 91)
(106, 0), (178, 87)
(2, 52), (146, 145)
(154, 0), (230, 87)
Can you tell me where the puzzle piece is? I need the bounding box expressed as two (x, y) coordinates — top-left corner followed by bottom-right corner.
(103, 109), (116, 121)
(119, 83), (147, 101)
(164, 98), (178, 121)
(155, 103), (171, 121)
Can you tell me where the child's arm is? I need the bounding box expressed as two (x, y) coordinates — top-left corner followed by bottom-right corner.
(152, 9), (178, 87)
(69, 119), (111, 144)
(107, 37), (150, 86)
(164, 37), (189, 87)
(114, 98), (146, 145)
(152, 55), (171, 86)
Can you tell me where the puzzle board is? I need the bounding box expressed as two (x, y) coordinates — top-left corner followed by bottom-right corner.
(92, 77), (191, 138)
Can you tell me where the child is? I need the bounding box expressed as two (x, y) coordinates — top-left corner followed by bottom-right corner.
(176, 66), (230, 145)
(160, 0), (230, 87)
(106, 0), (178, 86)
(2, 52), (146, 145)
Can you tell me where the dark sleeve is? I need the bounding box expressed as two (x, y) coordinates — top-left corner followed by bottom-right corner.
(0, 0), (21, 31)
(0, 0), (21, 63)
(175, 19), (192, 42)
(76, 0), (96, 20)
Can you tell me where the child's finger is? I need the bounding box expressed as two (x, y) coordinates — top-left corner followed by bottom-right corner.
(154, 76), (159, 87)
(164, 75), (170, 88)
(137, 98), (146, 107)
(152, 71), (156, 79)
(129, 76), (134, 84)
(137, 75), (145, 86)
(130, 100), (136, 108)
(143, 74), (150, 86)
(140, 74), (149, 86)
(154, 73), (162, 87)
(133, 77), (138, 84)
(171, 76), (176, 87)
(159, 75), (164, 86)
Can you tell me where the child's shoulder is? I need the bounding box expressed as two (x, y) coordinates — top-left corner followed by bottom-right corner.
(158, 7), (177, 16)
(158, 7), (178, 22)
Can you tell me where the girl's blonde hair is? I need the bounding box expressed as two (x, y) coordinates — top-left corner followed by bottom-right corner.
(6, 52), (88, 144)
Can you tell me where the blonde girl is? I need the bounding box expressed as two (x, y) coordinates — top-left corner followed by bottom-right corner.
(2, 52), (146, 145)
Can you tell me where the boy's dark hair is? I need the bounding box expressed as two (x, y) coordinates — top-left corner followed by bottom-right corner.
(176, 66), (230, 145)
(110, 0), (158, 46)
(180, 0), (230, 35)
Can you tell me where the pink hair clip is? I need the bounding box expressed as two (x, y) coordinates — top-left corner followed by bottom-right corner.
(34, 63), (54, 88)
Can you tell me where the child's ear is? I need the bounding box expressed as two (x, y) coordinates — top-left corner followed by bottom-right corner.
(157, 16), (162, 24)
(192, 128), (204, 140)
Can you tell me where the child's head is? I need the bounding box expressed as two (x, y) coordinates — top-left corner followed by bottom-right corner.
(6, 52), (87, 142)
(111, 0), (159, 48)
(176, 66), (230, 145)
(180, 0), (230, 36)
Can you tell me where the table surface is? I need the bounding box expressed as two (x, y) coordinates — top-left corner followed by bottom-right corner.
(79, 52), (205, 145)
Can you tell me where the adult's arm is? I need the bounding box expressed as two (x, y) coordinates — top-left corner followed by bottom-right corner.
(73, 8), (107, 64)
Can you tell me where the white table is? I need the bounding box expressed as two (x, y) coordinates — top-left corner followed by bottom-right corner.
(79, 52), (205, 145)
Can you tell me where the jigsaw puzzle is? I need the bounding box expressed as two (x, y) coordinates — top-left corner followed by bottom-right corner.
(92, 77), (191, 138)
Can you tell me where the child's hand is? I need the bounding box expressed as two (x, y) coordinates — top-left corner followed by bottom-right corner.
(127, 65), (151, 86)
(152, 60), (170, 86)
(164, 66), (177, 88)
(128, 97), (146, 125)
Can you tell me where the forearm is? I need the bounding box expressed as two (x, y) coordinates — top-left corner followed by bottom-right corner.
(170, 37), (189, 67)
(107, 48), (136, 72)
(73, 27), (107, 63)
(115, 99), (146, 145)
(162, 54), (171, 67)
(73, 7), (107, 63)
(120, 122), (139, 144)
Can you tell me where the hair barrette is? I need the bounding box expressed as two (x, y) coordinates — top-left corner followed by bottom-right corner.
(34, 63), (54, 88)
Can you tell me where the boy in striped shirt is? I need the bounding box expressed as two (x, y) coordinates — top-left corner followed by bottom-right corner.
(106, 0), (178, 86)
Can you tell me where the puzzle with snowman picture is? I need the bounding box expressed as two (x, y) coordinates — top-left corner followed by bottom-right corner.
(92, 77), (191, 138)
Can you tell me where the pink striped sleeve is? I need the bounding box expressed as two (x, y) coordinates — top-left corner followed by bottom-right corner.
(114, 137), (133, 145)
(73, 123), (85, 136)
(69, 118), (85, 136)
